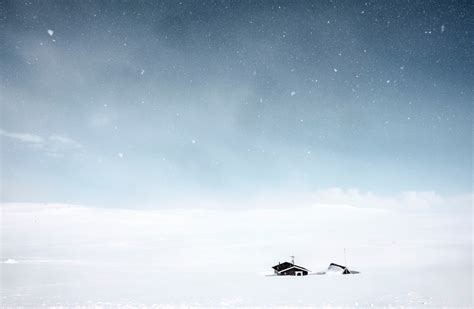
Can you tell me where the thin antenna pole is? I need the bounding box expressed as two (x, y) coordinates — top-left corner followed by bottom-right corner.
(344, 248), (352, 274)
(344, 248), (347, 266)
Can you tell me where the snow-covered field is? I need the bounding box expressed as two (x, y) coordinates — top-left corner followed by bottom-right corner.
(1, 200), (472, 307)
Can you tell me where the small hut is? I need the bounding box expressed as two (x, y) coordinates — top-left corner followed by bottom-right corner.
(327, 263), (359, 274)
(272, 257), (310, 276)
(328, 263), (351, 274)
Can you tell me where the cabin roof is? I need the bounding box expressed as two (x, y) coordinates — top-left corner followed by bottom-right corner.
(329, 263), (348, 270)
(272, 261), (309, 272)
(277, 265), (310, 273)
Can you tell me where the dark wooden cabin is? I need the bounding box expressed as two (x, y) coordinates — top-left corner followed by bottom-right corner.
(272, 261), (309, 276)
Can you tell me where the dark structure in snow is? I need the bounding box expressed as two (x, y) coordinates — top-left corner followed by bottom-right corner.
(327, 263), (360, 274)
(313, 263), (360, 275)
(272, 261), (310, 276)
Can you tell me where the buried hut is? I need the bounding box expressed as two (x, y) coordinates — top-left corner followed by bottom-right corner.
(324, 262), (360, 275)
(328, 262), (352, 274)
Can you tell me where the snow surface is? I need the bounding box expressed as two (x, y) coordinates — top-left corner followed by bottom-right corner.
(1, 202), (472, 307)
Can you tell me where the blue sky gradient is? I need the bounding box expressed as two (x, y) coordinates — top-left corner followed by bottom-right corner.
(1, 1), (472, 207)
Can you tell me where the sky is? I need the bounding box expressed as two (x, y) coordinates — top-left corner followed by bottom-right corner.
(1, 0), (472, 208)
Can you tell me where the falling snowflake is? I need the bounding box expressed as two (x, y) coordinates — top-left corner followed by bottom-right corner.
(118, 153), (124, 158)
(291, 91), (296, 96)
(47, 29), (54, 36)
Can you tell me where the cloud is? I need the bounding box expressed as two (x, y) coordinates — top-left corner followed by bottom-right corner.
(0, 128), (83, 157)
(3, 258), (18, 264)
(0, 129), (44, 143)
(48, 134), (83, 149)
(311, 187), (472, 210)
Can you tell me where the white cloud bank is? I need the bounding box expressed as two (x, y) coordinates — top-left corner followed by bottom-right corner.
(0, 128), (83, 156)
(311, 187), (473, 210)
(3, 258), (18, 264)
(0, 129), (44, 143)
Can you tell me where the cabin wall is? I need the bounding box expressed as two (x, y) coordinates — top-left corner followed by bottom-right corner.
(280, 269), (309, 276)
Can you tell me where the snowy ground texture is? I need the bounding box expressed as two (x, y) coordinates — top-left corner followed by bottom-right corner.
(1, 201), (472, 307)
